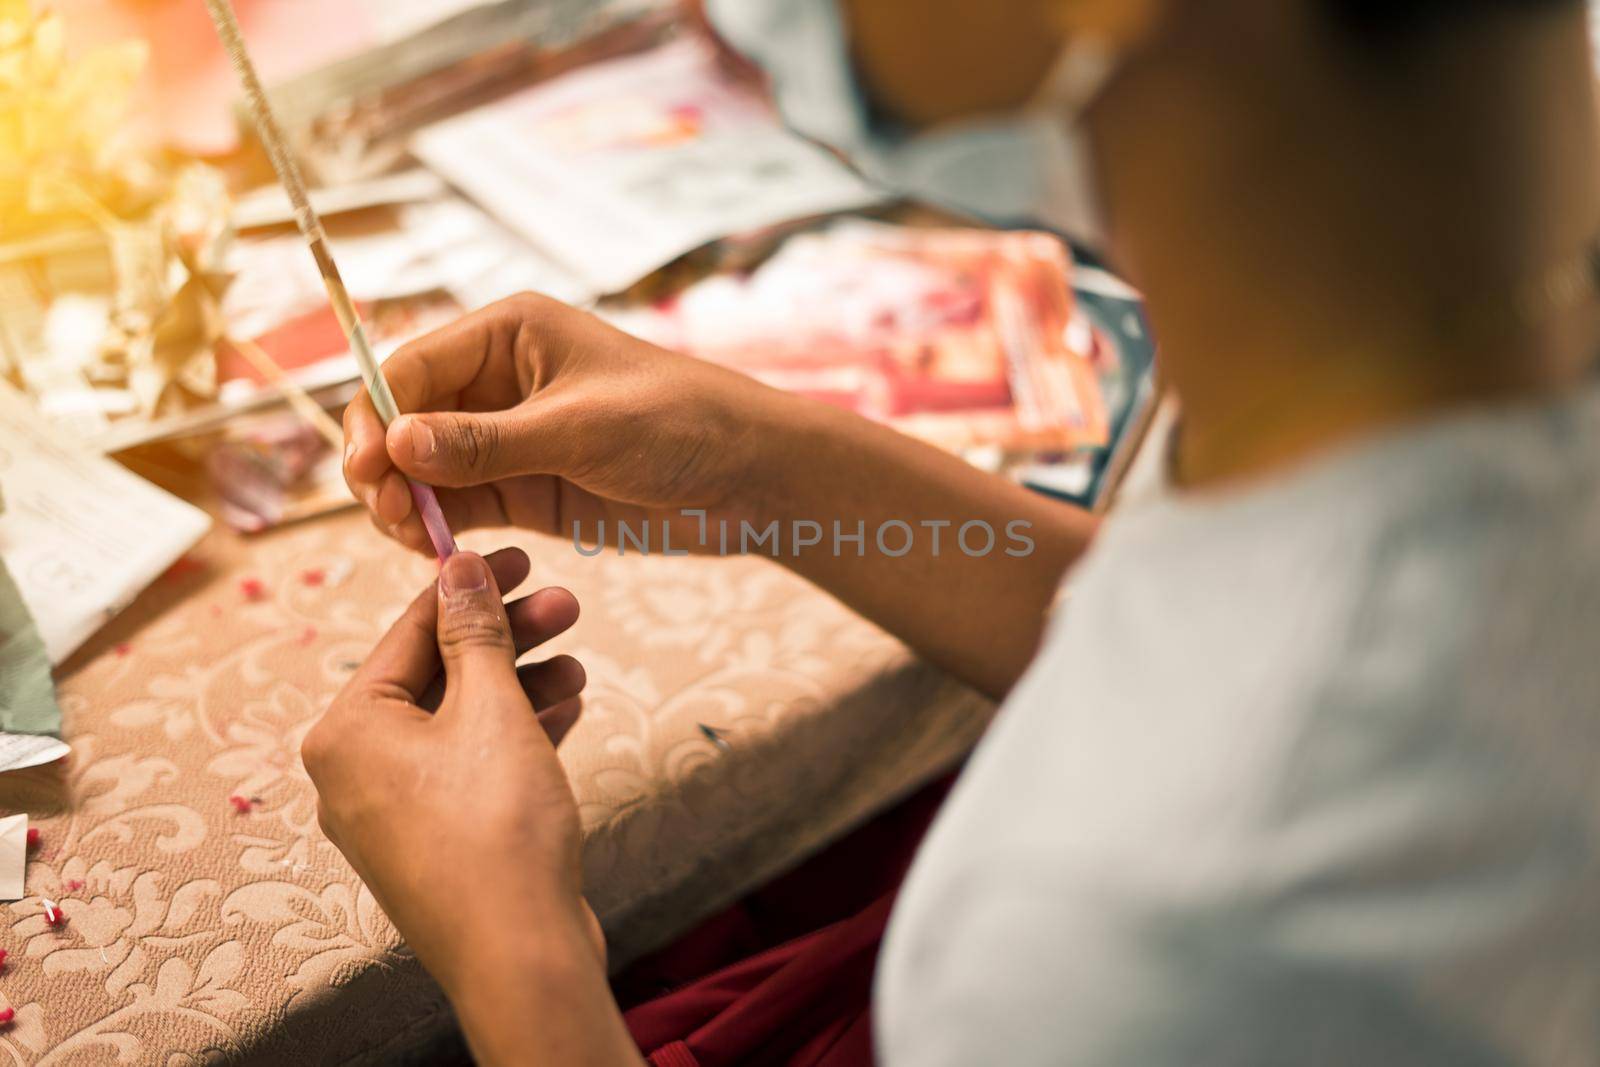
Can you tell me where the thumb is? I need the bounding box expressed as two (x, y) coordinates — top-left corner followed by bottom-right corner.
(435, 552), (524, 714)
(389, 409), (556, 487)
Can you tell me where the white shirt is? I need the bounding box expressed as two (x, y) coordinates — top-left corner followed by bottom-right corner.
(877, 385), (1600, 1067)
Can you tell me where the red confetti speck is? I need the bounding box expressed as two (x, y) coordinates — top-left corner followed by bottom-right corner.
(239, 578), (267, 602)
(42, 902), (64, 927)
(0, 948), (9, 969)
(228, 795), (253, 814)
(24, 828), (39, 849)
(299, 568), (325, 587)
(210, 604), (224, 618)
(113, 642), (132, 657)
(64, 879), (84, 893)
(0, 1007), (14, 1025)
(296, 626), (318, 646)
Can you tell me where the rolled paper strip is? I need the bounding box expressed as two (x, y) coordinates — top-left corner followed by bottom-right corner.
(409, 481), (458, 560)
(203, 0), (458, 564)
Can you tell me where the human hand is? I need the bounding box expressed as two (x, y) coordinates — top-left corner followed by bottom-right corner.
(301, 548), (600, 994)
(343, 293), (787, 555)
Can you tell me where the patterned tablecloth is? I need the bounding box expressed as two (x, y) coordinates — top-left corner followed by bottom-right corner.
(0, 508), (989, 1064)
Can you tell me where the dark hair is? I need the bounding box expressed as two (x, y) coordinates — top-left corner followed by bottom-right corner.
(1329, 0), (1580, 38)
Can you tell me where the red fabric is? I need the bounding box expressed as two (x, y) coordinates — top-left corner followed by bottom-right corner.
(649, 1042), (702, 1067)
(617, 779), (952, 1067)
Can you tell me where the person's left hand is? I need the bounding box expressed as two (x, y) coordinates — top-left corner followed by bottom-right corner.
(301, 548), (602, 996)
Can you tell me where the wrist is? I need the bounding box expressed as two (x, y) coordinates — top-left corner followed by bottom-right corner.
(433, 884), (600, 1001)
(724, 386), (848, 530)
(436, 892), (636, 1067)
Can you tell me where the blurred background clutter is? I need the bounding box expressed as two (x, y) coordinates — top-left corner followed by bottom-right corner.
(0, 0), (1153, 668)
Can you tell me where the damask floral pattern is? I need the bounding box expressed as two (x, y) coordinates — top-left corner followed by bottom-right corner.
(0, 512), (990, 1063)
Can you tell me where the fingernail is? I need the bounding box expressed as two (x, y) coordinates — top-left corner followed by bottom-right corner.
(440, 551), (488, 596)
(407, 418), (435, 462)
(343, 440), (356, 467)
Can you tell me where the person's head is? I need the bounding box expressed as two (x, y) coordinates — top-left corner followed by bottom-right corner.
(1055, 0), (1591, 317)
(708, 0), (1597, 479)
(836, 0), (1598, 475)
(843, 0), (1591, 274)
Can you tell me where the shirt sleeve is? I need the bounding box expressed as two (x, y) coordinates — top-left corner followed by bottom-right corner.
(882, 867), (1516, 1067)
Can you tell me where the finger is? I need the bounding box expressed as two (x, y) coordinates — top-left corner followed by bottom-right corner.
(535, 697), (583, 747)
(506, 586), (580, 653)
(415, 588), (579, 709)
(435, 551), (525, 714)
(387, 507), (436, 554)
(381, 508), (436, 556)
(386, 478), (527, 553)
(516, 655), (586, 710)
(351, 548), (530, 699)
(381, 292), (579, 412)
(372, 469), (415, 528)
(391, 482), (516, 550)
(343, 390), (392, 491)
(387, 406), (571, 488)
(379, 299), (523, 415)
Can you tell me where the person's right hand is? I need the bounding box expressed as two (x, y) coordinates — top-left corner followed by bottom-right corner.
(343, 294), (787, 555)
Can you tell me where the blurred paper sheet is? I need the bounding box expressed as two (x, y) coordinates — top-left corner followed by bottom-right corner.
(0, 815), (24, 900)
(224, 196), (593, 341)
(355, 0), (500, 41)
(230, 169), (449, 231)
(0, 737), (69, 776)
(412, 38), (885, 294)
(0, 382), (210, 664)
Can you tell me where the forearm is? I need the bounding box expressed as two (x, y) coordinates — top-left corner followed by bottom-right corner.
(442, 893), (642, 1067)
(744, 396), (1098, 699)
